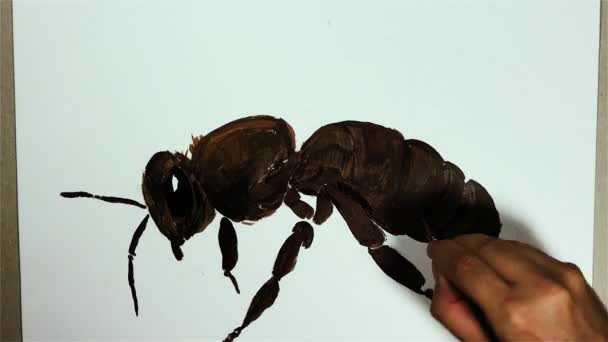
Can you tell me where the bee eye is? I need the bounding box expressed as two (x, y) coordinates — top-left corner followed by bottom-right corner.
(163, 168), (193, 218)
(172, 174), (179, 192)
(142, 151), (216, 249)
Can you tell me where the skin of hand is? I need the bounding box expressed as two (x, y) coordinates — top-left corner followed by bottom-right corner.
(427, 234), (608, 341)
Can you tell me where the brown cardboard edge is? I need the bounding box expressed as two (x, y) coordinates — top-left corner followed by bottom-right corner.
(594, 0), (608, 305)
(0, 1), (605, 340)
(1, 0), (22, 341)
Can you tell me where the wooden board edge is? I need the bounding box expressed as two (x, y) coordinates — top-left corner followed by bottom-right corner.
(594, 0), (608, 305)
(0, 0), (22, 341)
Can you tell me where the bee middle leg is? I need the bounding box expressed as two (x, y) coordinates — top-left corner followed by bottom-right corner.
(223, 221), (314, 342)
(283, 187), (314, 219)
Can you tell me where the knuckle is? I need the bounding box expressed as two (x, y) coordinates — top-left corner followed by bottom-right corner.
(501, 239), (520, 248)
(502, 298), (528, 329)
(453, 253), (480, 274)
(536, 278), (573, 304)
(560, 262), (586, 293)
(477, 238), (500, 257)
(456, 233), (492, 245)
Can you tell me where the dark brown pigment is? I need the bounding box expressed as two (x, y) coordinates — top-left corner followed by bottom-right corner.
(60, 191), (146, 209)
(128, 214), (150, 316)
(219, 217), (240, 294)
(60, 116), (501, 340)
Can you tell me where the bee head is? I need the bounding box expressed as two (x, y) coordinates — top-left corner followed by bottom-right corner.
(142, 151), (215, 260)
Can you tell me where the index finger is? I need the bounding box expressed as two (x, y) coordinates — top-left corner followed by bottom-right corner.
(428, 239), (510, 317)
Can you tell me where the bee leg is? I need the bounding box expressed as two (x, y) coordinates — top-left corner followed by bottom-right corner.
(127, 214), (150, 316)
(218, 217), (240, 294)
(170, 241), (184, 260)
(324, 185), (432, 299)
(313, 186), (333, 225)
(325, 184), (385, 248)
(284, 187), (314, 219)
(368, 245), (433, 299)
(223, 221), (313, 342)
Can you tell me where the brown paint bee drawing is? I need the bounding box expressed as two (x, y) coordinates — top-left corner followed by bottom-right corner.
(60, 115), (501, 341)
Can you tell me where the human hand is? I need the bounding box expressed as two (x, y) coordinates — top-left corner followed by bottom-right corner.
(427, 234), (608, 341)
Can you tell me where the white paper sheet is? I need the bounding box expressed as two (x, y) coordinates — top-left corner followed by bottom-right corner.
(14, 0), (600, 341)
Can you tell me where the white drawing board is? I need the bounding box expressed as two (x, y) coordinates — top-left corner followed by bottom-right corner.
(14, 0), (600, 341)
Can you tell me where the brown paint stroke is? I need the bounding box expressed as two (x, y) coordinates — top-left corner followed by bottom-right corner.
(325, 185), (385, 248)
(224, 221), (312, 341)
(223, 278), (280, 342)
(219, 217), (240, 294)
(292, 221), (314, 249)
(368, 245), (432, 299)
(128, 255), (138, 315)
(284, 187), (314, 219)
(272, 233), (304, 280)
(127, 214), (150, 316)
(128, 215), (150, 256)
(313, 188), (333, 225)
(60, 191), (146, 209)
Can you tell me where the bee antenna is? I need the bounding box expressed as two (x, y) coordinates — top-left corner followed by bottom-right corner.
(128, 214), (150, 316)
(60, 191), (146, 209)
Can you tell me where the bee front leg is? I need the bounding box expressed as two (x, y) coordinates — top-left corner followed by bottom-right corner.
(218, 217), (240, 294)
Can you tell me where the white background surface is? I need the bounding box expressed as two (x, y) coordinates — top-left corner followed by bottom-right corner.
(14, 0), (600, 341)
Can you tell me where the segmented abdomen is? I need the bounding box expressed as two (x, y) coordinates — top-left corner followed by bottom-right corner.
(292, 121), (501, 241)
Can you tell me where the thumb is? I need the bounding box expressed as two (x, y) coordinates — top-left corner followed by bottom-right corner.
(430, 269), (488, 341)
